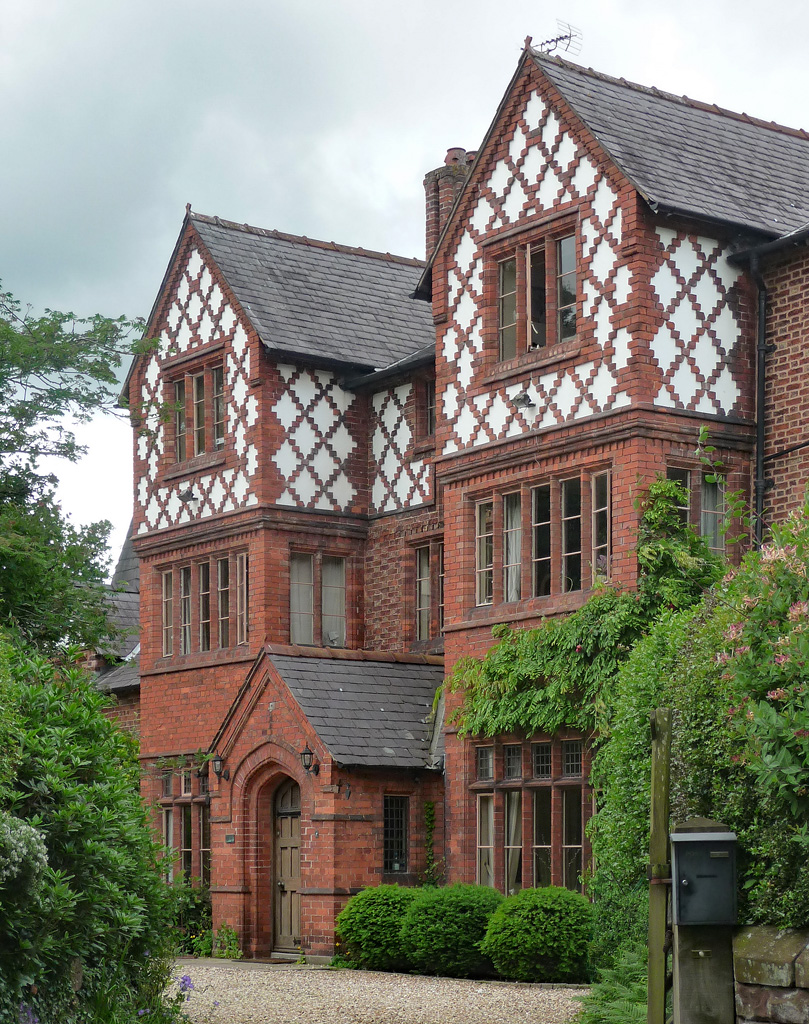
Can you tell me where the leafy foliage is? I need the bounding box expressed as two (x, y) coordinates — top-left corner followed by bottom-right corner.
(171, 880), (212, 956)
(591, 498), (809, 966)
(480, 886), (592, 983)
(335, 884), (418, 971)
(0, 285), (141, 470)
(576, 940), (648, 1024)
(399, 884), (503, 978)
(0, 470), (118, 652)
(213, 923), (243, 960)
(0, 638), (177, 1022)
(449, 478), (722, 740)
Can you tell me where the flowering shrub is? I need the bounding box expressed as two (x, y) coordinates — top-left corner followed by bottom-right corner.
(591, 497), (809, 969)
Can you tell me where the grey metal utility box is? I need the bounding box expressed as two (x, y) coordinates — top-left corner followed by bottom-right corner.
(671, 820), (737, 926)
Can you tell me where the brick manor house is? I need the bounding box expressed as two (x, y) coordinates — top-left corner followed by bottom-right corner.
(103, 43), (809, 957)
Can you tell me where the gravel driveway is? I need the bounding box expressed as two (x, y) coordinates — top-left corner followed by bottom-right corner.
(172, 960), (585, 1024)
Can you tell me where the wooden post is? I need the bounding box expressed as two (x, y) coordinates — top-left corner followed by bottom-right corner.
(648, 708), (672, 1024)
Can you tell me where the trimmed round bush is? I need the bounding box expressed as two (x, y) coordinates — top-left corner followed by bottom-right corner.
(335, 884), (418, 971)
(480, 886), (593, 982)
(400, 883), (504, 977)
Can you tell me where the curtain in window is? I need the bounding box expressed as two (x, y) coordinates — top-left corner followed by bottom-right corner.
(321, 556), (346, 647)
(505, 790), (522, 894)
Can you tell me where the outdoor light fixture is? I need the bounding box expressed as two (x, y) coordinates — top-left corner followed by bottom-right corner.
(211, 754), (229, 781)
(300, 745), (320, 775)
(513, 391), (536, 409)
(178, 488), (197, 503)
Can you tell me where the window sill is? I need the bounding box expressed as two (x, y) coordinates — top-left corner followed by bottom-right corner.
(446, 590), (590, 632)
(483, 338), (582, 387)
(164, 451), (226, 480)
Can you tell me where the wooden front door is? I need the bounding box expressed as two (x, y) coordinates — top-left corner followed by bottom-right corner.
(273, 778), (301, 951)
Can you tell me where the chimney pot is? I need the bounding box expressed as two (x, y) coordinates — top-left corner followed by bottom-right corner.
(445, 147), (467, 166)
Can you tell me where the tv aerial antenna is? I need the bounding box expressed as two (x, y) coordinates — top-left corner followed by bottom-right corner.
(534, 21), (582, 57)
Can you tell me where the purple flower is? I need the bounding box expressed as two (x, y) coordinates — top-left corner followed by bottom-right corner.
(179, 974), (195, 993)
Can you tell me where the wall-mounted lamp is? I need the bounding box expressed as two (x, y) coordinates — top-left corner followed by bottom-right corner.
(513, 391), (536, 409)
(211, 754), (229, 781)
(300, 744), (320, 776)
(178, 488), (197, 503)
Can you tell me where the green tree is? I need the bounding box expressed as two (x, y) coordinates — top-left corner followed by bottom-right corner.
(0, 639), (177, 1022)
(0, 285), (143, 651)
(0, 286), (137, 468)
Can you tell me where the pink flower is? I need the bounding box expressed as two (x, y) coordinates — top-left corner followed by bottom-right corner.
(734, 645), (751, 656)
(725, 622), (744, 641)
(743, 595), (758, 609)
(575, 644), (583, 653)
(767, 687), (787, 699)
(795, 729), (809, 739)
(716, 652), (731, 665)
(775, 654), (791, 667)
(789, 601), (809, 622)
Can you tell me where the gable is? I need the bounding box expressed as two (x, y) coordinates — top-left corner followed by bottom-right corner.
(133, 235), (260, 535)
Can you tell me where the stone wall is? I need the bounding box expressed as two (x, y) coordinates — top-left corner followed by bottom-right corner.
(734, 926), (809, 1023)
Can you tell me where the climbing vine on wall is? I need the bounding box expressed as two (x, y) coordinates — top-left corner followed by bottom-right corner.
(448, 478), (724, 739)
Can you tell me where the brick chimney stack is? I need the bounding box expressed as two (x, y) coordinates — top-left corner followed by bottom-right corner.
(423, 148), (475, 259)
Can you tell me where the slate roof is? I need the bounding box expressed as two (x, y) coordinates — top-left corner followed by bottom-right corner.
(535, 53), (809, 237)
(191, 213), (434, 372)
(98, 653), (140, 695)
(105, 519), (139, 661)
(266, 647), (444, 769)
(110, 520), (139, 593)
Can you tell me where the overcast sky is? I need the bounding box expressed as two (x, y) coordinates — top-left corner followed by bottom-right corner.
(2, 0), (807, 566)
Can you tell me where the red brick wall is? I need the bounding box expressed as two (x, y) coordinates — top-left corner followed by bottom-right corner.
(763, 248), (809, 526)
(102, 692), (140, 734)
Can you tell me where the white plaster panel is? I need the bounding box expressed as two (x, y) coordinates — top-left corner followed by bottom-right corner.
(694, 272), (722, 316)
(454, 290), (478, 333)
(652, 262), (681, 311)
(470, 197), (496, 235)
(541, 110), (560, 150)
(503, 180), (528, 223)
(693, 333), (721, 379)
(555, 132), (577, 174)
(509, 126), (527, 164)
(592, 176), (617, 226)
(520, 144), (544, 186)
(712, 366), (740, 410)
(570, 156), (597, 197)
(671, 297), (702, 345)
(537, 164), (562, 210)
(454, 231), (476, 274)
(671, 239), (701, 284)
(487, 393), (510, 438)
(590, 236), (617, 284)
(613, 328), (632, 369)
(522, 91), (546, 129)
(487, 159), (511, 198)
(613, 264), (631, 305)
(669, 362), (700, 406)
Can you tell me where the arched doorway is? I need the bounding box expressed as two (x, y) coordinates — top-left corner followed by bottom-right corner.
(273, 778), (301, 951)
